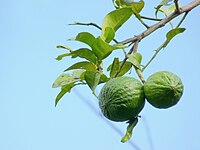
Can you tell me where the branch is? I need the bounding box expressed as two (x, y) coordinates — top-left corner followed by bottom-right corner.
(69, 22), (102, 30)
(119, 0), (200, 45)
(69, 22), (119, 43)
(140, 15), (162, 21)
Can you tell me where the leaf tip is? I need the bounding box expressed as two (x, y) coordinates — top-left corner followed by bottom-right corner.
(55, 102), (58, 107)
(68, 37), (75, 41)
(52, 83), (57, 88)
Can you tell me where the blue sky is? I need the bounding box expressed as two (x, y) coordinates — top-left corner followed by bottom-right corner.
(1, 0), (200, 150)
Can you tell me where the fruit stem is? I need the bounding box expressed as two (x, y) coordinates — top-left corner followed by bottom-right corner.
(130, 41), (146, 83)
(135, 67), (145, 84)
(92, 91), (98, 99)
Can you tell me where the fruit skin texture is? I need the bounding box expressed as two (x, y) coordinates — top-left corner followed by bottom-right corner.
(144, 71), (183, 109)
(98, 76), (145, 122)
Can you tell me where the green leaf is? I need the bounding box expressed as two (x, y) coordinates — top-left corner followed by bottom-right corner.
(101, 8), (132, 43)
(55, 48), (98, 64)
(92, 36), (118, 60)
(159, 0), (173, 6)
(55, 83), (75, 106)
(57, 45), (67, 49)
(56, 54), (69, 61)
(65, 61), (97, 72)
(107, 61), (132, 77)
(128, 52), (142, 69)
(52, 73), (78, 88)
(110, 58), (120, 78)
(54, 70), (86, 106)
(130, 0), (145, 19)
(101, 27), (115, 43)
(164, 28), (186, 47)
(159, 4), (176, 16)
(69, 48), (98, 64)
(121, 117), (138, 143)
(84, 71), (101, 92)
(56, 45), (73, 52)
(102, 8), (132, 31)
(73, 32), (96, 47)
(166, 28), (186, 42)
(130, 0), (145, 13)
(156, 0), (173, 11)
(72, 69), (85, 80)
(100, 74), (110, 83)
(113, 44), (128, 49)
(118, 61), (132, 76)
(155, 0), (174, 17)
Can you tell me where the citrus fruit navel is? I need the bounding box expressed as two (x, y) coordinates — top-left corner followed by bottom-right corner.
(98, 76), (145, 122)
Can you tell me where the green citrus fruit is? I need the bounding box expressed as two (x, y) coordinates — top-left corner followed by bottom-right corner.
(144, 71), (183, 109)
(98, 76), (145, 122)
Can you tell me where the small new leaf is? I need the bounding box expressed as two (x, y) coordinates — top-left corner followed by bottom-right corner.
(155, 0), (173, 17)
(56, 45), (73, 52)
(56, 54), (69, 61)
(110, 58), (120, 78)
(121, 117), (138, 143)
(159, 4), (176, 16)
(128, 52), (142, 69)
(118, 61), (132, 76)
(107, 61), (132, 77)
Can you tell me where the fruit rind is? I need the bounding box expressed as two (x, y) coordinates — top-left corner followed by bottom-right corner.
(98, 76), (145, 122)
(144, 71), (183, 109)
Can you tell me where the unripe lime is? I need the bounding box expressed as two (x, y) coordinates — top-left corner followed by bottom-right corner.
(144, 71), (183, 109)
(98, 76), (145, 122)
